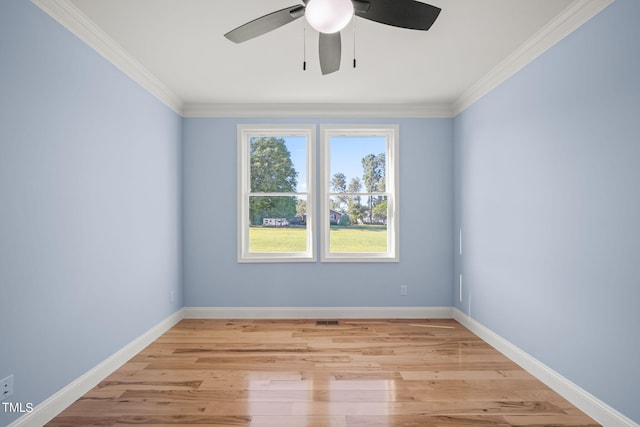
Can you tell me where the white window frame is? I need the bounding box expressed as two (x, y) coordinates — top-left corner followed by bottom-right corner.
(320, 124), (400, 262)
(237, 124), (316, 263)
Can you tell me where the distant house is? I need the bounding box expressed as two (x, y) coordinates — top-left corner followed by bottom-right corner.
(329, 210), (343, 223)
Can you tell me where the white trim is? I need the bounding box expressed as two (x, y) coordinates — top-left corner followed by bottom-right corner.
(452, 0), (614, 115)
(237, 125), (317, 263)
(31, 0), (612, 118)
(183, 103), (454, 119)
(452, 308), (639, 427)
(31, 0), (183, 114)
(9, 306), (637, 426)
(184, 306), (453, 319)
(319, 124), (400, 263)
(8, 309), (184, 427)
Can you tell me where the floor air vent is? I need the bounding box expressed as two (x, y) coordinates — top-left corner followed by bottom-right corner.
(316, 320), (339, 326)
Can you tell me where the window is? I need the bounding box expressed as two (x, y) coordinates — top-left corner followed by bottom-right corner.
(320, 125), (399, 262)
(237, 125), (316, 262)
(238, 124), (398, 263)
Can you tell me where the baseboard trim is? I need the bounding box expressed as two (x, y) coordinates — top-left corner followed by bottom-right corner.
(12, 306), (636, 426)
(8, 309), (184, 427)
(183, 306), (453, 319)
(452, 308), (638, 427)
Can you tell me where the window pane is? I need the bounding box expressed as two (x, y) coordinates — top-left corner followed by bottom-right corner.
(330, 136), (386, 195)
(248, 196), (307, 253)
(328, 195), (387, 253)
(329, 225), (387, 253)
(250, 136), (306, 193)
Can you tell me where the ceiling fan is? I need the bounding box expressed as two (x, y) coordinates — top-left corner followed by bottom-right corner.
(224, 0), (441, 75)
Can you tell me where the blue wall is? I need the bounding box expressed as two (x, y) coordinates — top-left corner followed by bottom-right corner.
(182, 117), (453, 308)
(0, 1), (182, 424)
(2, 0), (638, 424)
(453, 0), (640, 423)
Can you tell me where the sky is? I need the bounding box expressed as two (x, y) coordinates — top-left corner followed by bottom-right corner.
(285, 135), (387, 194)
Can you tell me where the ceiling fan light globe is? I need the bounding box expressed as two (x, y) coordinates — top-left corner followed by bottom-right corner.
(305, 0), (354, 34)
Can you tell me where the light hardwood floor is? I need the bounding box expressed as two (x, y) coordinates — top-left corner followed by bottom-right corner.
(47, 319), (600, 426)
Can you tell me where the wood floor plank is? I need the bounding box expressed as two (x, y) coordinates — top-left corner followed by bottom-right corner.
(346, 415), (512, 427)
(46, 319), (600, 426)
(250, 415), (347, 427)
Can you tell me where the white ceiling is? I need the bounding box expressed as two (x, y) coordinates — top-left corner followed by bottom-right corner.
(37, 0), (610, 116)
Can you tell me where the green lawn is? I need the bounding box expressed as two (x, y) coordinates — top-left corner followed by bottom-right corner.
(249, 226), (387, 253)
(249, 227), (307, 252)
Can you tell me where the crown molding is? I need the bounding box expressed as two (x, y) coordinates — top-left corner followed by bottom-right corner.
(182, 102), (454, 118)
(452, 0), (614, 116)
(31, 0), (184, 115)
(32, 0), (613, 119)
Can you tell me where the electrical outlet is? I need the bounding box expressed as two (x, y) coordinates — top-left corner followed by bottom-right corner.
(1, 375), (13, 402)
(400, 285), (408, 296)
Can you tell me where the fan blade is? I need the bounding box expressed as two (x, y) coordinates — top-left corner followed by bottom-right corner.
(224, 5), (305, 43)
(355, 0), (441, 31)
(352, 0), (370, 13)
(319, 32), (341, 75)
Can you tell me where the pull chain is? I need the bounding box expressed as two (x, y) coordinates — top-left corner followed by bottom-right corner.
(353, 17), (357, 68)
(303, 22), (307, 71)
